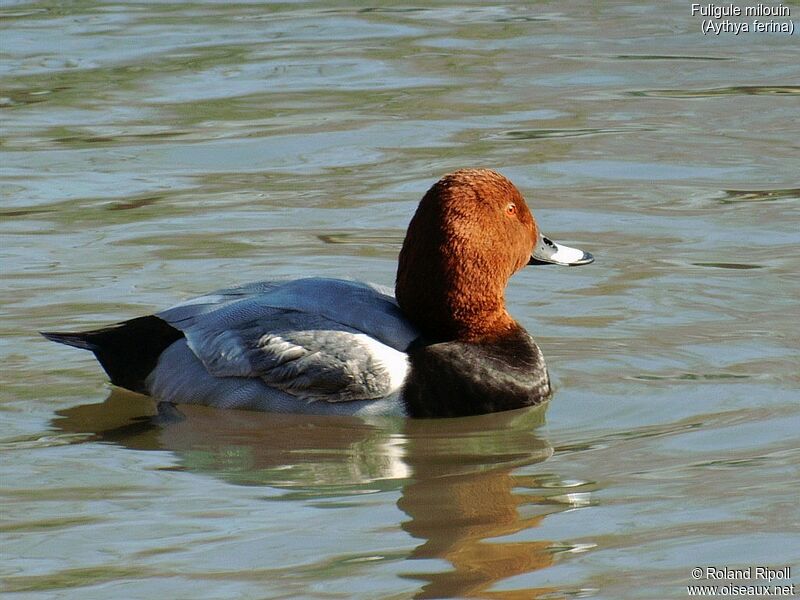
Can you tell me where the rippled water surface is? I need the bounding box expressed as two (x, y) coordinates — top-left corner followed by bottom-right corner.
(2, 2), (799, 598)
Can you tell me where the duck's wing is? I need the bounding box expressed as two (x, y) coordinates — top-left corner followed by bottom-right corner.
(155, 278), (419, 403)
(158, 277), (417, 351)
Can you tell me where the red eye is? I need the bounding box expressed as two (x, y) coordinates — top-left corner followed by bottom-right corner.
(506, 202), (517, 215)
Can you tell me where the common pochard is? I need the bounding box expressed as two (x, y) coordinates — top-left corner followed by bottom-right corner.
(43, 169), (593, 418)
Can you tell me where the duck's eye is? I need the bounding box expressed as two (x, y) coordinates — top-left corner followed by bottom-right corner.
(506, 202), (517, 215)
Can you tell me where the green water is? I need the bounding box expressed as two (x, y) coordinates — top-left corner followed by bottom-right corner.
(2, 2), (799, 598)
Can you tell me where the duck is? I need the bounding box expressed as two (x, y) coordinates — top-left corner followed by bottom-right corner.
(43, 169), (593, 418)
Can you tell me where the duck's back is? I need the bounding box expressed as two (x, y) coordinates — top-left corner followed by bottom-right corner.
(45, 278), (420, 415)
(158, 278), (418, 353)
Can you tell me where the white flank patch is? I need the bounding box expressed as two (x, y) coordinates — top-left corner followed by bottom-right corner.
(353, 333), (410, 393)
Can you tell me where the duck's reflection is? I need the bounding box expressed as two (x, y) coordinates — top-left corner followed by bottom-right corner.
(398, 416), (559, 599)
(54, 391), (569, 598)
(54, 391), (408, 489)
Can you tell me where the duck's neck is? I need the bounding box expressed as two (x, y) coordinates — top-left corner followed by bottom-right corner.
(395, 249), (517, 343)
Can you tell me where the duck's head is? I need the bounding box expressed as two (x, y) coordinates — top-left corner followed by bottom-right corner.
(396, 169), (593, 342)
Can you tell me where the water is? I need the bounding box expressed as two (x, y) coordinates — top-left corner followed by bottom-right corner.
(2, 1), (799, 598)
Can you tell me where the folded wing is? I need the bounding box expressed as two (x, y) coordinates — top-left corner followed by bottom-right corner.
(155, 278), (418, 403)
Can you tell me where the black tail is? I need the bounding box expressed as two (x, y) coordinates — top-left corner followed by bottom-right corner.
(42, 316), (183, 394)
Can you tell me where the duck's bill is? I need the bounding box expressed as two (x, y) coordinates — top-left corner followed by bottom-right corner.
(529, 235), (594, 266)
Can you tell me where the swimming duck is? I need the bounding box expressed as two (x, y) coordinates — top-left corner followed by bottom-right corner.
(43, 169), (593, 418)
